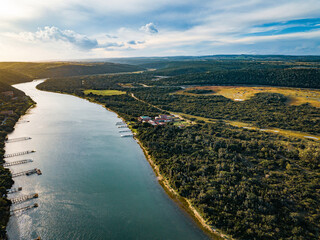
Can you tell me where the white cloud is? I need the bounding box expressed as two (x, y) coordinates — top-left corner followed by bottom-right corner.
(18, 26), (98, 49)
(1, 0), (320, 60)
(139, 23), (158, 34)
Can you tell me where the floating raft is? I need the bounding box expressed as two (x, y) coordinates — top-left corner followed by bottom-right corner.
(4, 150), (35, 158)
(3, 159), (33, 167)
(5, 137), (32, 143)
(9, 193), (38, 204)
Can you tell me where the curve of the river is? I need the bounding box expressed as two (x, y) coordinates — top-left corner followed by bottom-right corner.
(6, 80), (209, 240)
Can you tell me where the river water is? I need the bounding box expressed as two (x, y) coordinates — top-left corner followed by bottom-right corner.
(6, 80), (209, 240)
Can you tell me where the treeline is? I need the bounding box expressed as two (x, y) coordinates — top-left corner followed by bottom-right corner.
(0, 85), (34, 239)
(36, 72), (154, 93)
(154, 69), (320, 89)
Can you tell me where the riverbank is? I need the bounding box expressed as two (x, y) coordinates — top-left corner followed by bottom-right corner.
(134, 137), (228, 240)
(1, 94), (35, 239)
(36, 86), (229, 240)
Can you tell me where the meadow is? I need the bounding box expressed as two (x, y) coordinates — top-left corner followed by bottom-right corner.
(83, 89), (126, 96)
(177, 86), (320, 107)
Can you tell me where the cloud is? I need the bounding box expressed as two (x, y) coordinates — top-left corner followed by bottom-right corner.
(101, 42), (125, 49)
(106, 34), (118, 39)
(140, 23), (158, 34)
(19, 26), (98, 50)
(1, 0), (320, 60)
(127, 40), (145, 45)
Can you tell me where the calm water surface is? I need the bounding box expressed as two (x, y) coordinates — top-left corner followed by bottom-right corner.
(6, 80), (209, 240)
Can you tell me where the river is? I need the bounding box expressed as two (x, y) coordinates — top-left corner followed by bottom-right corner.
(5, 80), (209, 240)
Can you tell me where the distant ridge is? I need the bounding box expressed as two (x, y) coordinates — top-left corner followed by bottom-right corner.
(0, 62), (144, 81)
(0, 69), (33, 85)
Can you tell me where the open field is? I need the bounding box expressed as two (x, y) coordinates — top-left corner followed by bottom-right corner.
(83, 89), (126, 96)
(177, 86), (320, 107)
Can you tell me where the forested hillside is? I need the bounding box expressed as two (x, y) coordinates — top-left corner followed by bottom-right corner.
(0, 62), (143, 80)
(0, 69), (32, 85)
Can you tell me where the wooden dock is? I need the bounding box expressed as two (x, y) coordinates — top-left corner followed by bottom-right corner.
(9, 193), (38, 204)
(12, 168), (42, 178)
(121, 134), (133, 137)
(5, 137), (32, 143)
(4, 150), (35, 158)
(7, 187), (22, 194)
(10, 203), (38, 215)
(3, 159), (33, 167)
(119, 130), (131, 133)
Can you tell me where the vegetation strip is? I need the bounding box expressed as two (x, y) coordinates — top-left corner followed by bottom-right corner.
(0, 83), (34, 239)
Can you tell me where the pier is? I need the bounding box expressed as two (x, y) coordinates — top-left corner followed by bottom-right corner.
(10, 203), (38, 215)
(119, 130), (131, 133)
(116, 121), (125, 125)
(12, 168), (42, 178)
(9, 193), (38, 204)
(121, 134), (133, 137)
(118, 125), (128, 128)
(7, 187), (22, 194)
(5, 137), (32, 143)
(4, 150), (35, 158)
(3, 159), (33, 167)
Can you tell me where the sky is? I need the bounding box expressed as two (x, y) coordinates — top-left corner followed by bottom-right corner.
(0, 0), (320, 61)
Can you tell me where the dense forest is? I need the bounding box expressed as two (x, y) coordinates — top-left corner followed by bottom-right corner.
(0, 83), (34, 239)
(153, 69), (320, 89)
(38, 64), (320, 239)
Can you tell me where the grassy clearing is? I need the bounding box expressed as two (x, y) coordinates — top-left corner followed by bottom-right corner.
(83, 89), (126, 96)
(118, 83), (135, 88)
(177, 86), (320, 107)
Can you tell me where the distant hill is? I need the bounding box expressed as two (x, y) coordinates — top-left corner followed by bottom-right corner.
(0, 62), (144, 79)
(0, 81), (26, 96)
(0, 69), (33, 85)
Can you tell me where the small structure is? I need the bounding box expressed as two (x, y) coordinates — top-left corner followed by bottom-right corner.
(138, 114), (181, 126)
(138, 116), (152, 122)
